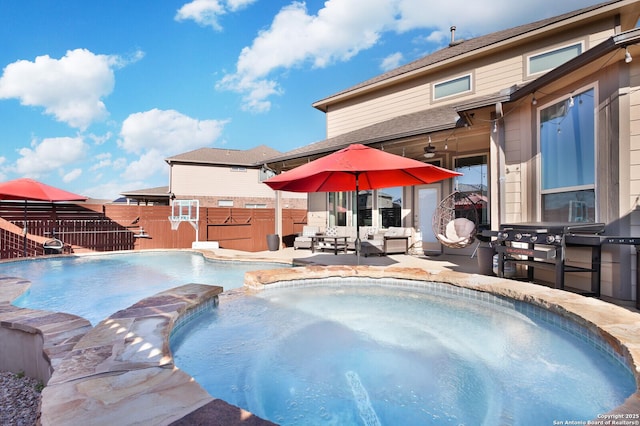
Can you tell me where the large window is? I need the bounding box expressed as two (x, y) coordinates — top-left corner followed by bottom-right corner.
(528, 43), (582, 76)
(539, 88), (595, 222)
(454, 155), (488, 225)
(434, 74), (471, 100)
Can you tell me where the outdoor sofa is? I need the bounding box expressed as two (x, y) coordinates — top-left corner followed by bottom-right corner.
(295, 225), (412, 256)
(293, 225), (321, 249)
(360, 226), (412, 257)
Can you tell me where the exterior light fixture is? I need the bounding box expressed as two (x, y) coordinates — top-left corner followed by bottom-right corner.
(424, 136), (436, 158)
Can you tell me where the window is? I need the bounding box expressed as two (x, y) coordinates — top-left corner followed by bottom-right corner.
(231, 167), (247, 172)
(328, 192), (347, 226)
(454, 155), (489, 225)
(528, 43), (582, 76)
(245, 203), (266, 208)
(218, 200), (233, 207)
(539, 87), (595, 222)
(378, 187), (402, 228)
(357, 190), (373, 227)
(434, 74), (471, 100)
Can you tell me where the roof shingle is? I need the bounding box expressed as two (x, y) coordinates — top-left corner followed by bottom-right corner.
(165, 145), (281, 166)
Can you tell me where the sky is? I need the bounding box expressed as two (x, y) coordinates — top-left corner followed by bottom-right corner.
(0, 0), (605, 200)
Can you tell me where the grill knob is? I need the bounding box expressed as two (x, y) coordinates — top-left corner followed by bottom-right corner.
(545, 235), (557, 244)
(530, 235), (538, 243)
(515, 233), (522, 241)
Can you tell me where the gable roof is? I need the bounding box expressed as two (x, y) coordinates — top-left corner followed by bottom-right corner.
(313, 0), (627, 111)
(165, 144), (281, 167)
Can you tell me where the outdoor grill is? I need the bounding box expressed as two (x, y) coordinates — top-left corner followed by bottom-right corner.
(489, 222), (607, 296)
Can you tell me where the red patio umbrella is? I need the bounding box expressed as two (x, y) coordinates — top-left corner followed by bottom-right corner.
(264, 144), (461, 254)
(0, 178), (86, 202)
(0, 178), (86, 255)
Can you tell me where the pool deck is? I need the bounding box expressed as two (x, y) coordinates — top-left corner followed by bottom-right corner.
(1, 248), (639, 424)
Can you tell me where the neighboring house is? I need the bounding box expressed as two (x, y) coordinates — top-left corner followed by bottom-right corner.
(119, 186), (171, 205)
(165, 145), (306, 209)
(264, 0), (640, 301)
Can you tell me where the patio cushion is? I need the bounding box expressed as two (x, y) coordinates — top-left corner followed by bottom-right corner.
(301, 226), (319, 237)
(437, 218), (475, 247)
(325, 227), (338, 237)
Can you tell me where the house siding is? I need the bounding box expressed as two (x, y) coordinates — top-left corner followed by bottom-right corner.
(629, 60), (640, 302)
(172, 164), (273, 197)
(326, 79), (431, 139)
(325, 20), (617, 139)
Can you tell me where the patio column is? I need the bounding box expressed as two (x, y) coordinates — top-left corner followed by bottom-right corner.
(275, 190), (283, 241)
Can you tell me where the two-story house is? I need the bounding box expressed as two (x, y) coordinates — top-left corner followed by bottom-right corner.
(165, 145), (306, 209)
(264, 0), (640, 301)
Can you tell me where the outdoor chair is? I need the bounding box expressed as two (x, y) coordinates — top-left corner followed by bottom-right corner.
(293, 226), (320, 250)
(361, 227), (411, 256)
(436, 218), (476, 249)
(43, 238), (64, 255)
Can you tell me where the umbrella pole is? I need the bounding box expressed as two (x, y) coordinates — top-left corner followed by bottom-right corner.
(355, 174), (361, 264)
(23, 200), (27, 257)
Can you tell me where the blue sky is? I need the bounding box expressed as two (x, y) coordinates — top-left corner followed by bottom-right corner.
(0, 0), (602, 200)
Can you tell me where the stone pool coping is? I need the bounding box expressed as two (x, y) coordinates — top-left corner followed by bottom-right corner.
(2, 260), (639, 423)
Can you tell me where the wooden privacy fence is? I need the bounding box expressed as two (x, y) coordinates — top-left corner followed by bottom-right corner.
(0, 201), (307, 259)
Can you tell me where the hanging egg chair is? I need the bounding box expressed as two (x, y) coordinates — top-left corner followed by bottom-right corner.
(432, 191), (480, 248)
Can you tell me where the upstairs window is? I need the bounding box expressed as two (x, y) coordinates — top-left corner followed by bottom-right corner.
(528, 43), (583, 76)
(434, 74), (471, 100)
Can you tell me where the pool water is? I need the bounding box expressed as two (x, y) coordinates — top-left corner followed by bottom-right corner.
(3, 251), (284, 325)
(171, 283), (636, 426)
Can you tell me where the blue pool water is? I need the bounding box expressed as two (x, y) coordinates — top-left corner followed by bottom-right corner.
(3, 251), (284, 325)
(171, 282), (636, 426)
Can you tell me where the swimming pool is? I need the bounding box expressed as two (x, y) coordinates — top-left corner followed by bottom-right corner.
(171, 280), (636, 425)
(2, 251), (286, 325)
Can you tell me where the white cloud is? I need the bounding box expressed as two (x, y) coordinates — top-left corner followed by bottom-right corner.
(62, 168), (82, 183)
(0, 157), (6, 182)
(218, 0), (598, 112)
(117, 109), (227, 180)
(175, 0), (256, 30)
(82, 181), (129, 201)
(89, 153), (113, 172)
(14, 136), (86, 178)
(217, 0), (396, 112)
(88, 132), (113, 145)
(0, 48), (141, 130)
(119, 108), (228, 155)
(380, 52), (403, 71)
(123, 150), (169, 181)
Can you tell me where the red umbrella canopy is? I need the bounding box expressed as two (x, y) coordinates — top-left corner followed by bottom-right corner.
(264, 144), (462, 193)
(0, 178), (86, 202)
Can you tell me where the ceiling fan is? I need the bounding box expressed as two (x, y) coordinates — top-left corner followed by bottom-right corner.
(423, 137), (448, 158)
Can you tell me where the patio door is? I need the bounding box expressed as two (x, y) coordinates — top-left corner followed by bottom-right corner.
(414, 184), (441, 254)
